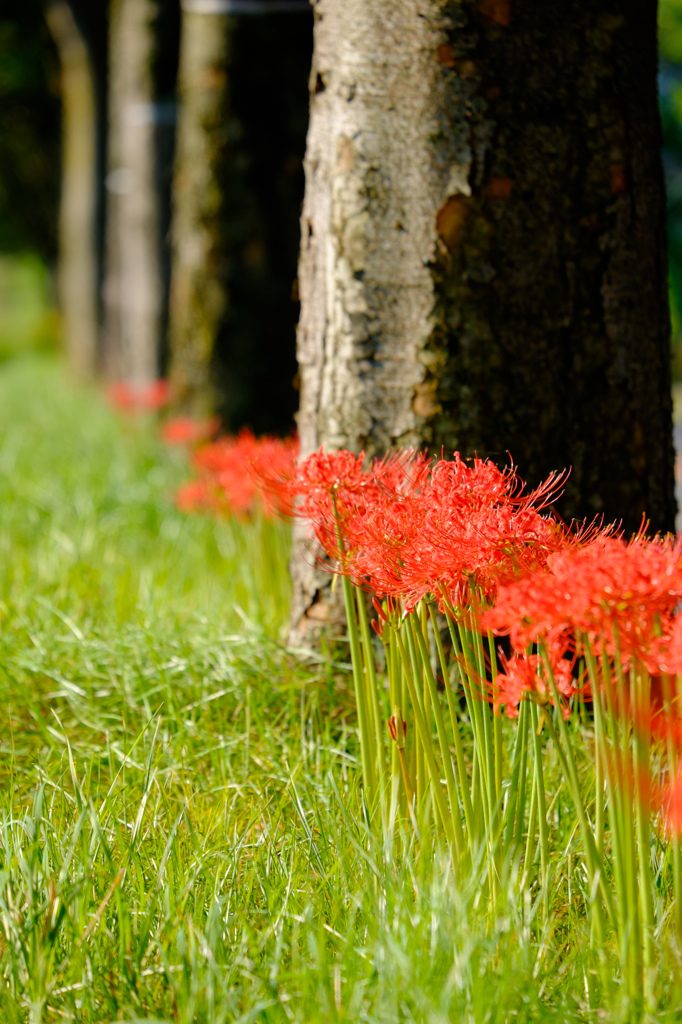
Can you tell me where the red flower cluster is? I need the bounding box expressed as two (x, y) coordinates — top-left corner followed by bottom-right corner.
(176, 429), (298, 519)
(273, 444), (682, 834)
(492, 647), (582, 720)
(278, 447), (567, 612)
(482, 533), (682, 674)
(162, 416), (220, 446)
(107, 380), (172, 412)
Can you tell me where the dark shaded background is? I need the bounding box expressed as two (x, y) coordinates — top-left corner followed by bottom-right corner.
(0, 0), (311, 436)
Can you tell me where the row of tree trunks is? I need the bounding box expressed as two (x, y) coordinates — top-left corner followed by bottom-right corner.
(47, 0), (308, 425)
(290, 0), (676, 638)
(103, 0), (163, 386)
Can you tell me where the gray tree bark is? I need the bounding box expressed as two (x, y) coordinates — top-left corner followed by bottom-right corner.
(45, 1), (98, 379)
(168, 5), (232, 416)
(292, 0), (675, 638)
(103, 0), (163, 386)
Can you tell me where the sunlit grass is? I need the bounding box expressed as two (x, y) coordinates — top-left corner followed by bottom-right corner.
(0, 355), (680, 1022)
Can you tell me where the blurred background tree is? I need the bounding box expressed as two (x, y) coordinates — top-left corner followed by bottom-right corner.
(0, 0), (310, 436)
(102, 0), (178, 386)
(45, 1), (98, 378)
(168, 0), (312, 434)
(660, 0), (682, 379)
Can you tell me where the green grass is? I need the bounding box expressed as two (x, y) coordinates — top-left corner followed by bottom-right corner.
(0, 257), (58, 362)
(0, 355), (679, 1023)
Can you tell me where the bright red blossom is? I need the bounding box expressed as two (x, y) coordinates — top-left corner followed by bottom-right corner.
(493, 647), (581, 720)
(107, 379), (172, 412)
(162, 416), (220, 446)
(482, 534), (682, 670)
(175, 478), (229, 515)
(275, 447), (569, 611)
(176, 429), (298, 518)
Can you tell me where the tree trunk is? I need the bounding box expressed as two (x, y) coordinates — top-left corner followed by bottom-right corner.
(168, 6), (232, 416)
(45, 1), (98, 379)
(103, 0), (163, 386)
(292, 0), (675, 638)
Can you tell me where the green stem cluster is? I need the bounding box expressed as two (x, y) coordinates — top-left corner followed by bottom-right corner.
(339, 579), (681, 1016)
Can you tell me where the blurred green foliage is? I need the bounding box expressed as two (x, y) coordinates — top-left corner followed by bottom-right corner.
(0, 255), (59, 361)
(660, 0), (682, 376)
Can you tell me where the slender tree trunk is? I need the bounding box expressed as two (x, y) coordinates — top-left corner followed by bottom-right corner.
(45, 1), (98, 378)
(292, 0), (675, 637)
(168, 5), (232, 415)
(103, 0), (163, 385)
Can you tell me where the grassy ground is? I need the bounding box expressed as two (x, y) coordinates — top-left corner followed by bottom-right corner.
(0, 355), (677, 1023)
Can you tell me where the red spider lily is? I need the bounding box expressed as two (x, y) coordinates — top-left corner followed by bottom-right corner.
(482, 534), (682, 671)
(175, 478), (229, 515)
(279, 447), (570, 612)
(247, 435), (300, 518)
(492, 644), (581, 720)
(286, 449), (409, 577)
(388, 461), (568, 610)
(162, 416), (220, 446)
(107, 379), (172, 412)
(193, 436), (240, 474)
(651, 613), (682, 677)
(176, 429), (298, 519)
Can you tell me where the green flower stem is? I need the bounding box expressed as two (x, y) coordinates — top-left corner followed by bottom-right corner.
(417, 610), (436, 829)
(522, 766), (537, 887)
(662, 672), (682, 937)
(633, 665), (654, 1005)
(472, 628), (497, 832)
(355, 586), (387, 785)
(340, 573), (377, 803)
(393, 626), (457, 850)
(450, 614), (501, 897)
(330, 494), (376, 803)
(429, 603), (475, 842)
(403, 619), (426, 810)
(385, 630), (401, 794)
(594, 716), (604, 862)
(529, 702), (549, 918)
(609, 632), (641, 961)
(453, 620), (492, 835)
(620, 663), (642, 994)
(445, 617), (484, 828)
(411, 611), (465, 858)
(504, 699), (529, 855)
(513, 702), (530, 858)
(488, 633), (503, 802)
(541, 649), (613, 939)
(584, 647), (627, 960)
(599, 652), (636, 963)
